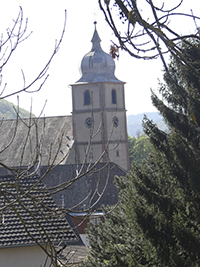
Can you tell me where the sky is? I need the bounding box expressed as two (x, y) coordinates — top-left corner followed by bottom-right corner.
(0, 0), (199, 117)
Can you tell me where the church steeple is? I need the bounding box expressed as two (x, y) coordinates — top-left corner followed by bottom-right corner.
(91, 21), (101, 49)
(76, 22), (122, 84)
(71, 23), (130, 171)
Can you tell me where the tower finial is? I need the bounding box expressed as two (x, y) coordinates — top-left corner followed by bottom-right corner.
(94, 21), (97, 29)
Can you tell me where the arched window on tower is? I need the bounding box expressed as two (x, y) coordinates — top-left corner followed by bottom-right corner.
(112, 89), (117, 104)
(84, 90), (90, 105)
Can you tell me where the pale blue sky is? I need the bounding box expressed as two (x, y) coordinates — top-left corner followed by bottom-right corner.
(0, 1), (199, 117)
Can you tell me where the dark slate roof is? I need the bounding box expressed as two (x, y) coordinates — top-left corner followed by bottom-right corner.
(0, 116), (73, 167)
(42, 162), (127, 211)
(0, 174), (79, 248)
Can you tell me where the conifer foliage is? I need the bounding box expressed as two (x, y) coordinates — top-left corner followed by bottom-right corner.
(81, 39), (200, 266)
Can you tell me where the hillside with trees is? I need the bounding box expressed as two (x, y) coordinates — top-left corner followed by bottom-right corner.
(0, 99), (34, 119)
(128, 134), (152, 166)
(127, 112), (167, 137)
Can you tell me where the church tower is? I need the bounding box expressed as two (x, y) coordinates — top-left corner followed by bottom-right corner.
(71, 23), (130, 170)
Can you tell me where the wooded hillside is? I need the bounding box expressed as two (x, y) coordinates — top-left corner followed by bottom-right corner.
(0, 99), (34, 119)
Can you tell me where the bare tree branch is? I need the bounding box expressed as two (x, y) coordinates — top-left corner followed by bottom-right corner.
(99, 0), (200, 76)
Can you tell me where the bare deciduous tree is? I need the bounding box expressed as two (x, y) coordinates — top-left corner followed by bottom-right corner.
(0, 8), (119, 267)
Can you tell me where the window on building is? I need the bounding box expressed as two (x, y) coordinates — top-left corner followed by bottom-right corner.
(84, 90), (90, 105)
(116, 150), (119, 157)
(89, 145), (93, 160)
(112, 89), (117, 104)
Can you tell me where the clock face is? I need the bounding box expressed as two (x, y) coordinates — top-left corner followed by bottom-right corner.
(113, 116), (119, 127)
(85, 117), (92, 128)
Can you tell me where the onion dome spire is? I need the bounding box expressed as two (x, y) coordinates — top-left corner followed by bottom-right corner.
(76, 22), (122, 83)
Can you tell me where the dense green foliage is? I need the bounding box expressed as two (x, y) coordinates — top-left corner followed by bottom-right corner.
(81, 40), (200, 266)
(128, 135), (152, 166)
(0, 99), (33, 119)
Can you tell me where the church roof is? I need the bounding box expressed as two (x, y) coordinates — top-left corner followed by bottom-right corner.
(42, 162), (127, 211)
(76, 22), (123, 84)
(0, 116), (73, 167)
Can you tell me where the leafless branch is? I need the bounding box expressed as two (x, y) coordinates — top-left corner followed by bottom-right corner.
(99, 0), (200, 76)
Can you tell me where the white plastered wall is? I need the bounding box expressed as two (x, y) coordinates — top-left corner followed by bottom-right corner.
(72, 82), (129, 170)
(0, 245), (52, 267)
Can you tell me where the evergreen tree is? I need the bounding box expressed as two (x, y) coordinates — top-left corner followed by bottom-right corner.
(128, 134), (152, 166)
(81, 39), (200, 267)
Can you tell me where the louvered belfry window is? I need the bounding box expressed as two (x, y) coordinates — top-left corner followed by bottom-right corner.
(112, 89), (117, 104)
(84, 90), (90, 105)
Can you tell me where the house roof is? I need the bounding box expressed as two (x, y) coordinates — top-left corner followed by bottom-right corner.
(0, 116), (73, 167)
(0, 174), (79, 249)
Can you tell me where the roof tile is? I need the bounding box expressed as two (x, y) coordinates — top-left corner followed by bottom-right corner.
(0, 174), (78, 248)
